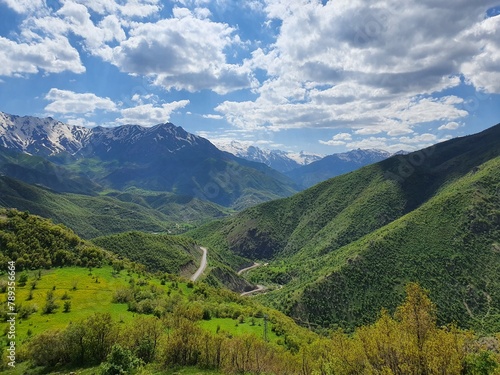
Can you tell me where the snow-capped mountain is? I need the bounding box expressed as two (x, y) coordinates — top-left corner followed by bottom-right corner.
(0, 112), (92, 156)
(0, 112), (208, 160)
(0, 112), (297, 208)
(286, 148), (395, 189)
(213, 140), (322, 173)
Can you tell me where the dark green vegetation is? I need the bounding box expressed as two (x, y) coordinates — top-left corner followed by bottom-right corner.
(0, 146), (98, 195)
(1, 210), (499, 375)
(92, 231), (200, 275)
(0, 208), (105, 269)
(190, 123), (500, 333)
(0, 176), (229, 238)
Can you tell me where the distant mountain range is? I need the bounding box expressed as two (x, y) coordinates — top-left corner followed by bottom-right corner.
(214, 139), (402, 188)
(0, 112), (297, 209)
(286, 148), (406, 189)
(213, 140), (322, 173)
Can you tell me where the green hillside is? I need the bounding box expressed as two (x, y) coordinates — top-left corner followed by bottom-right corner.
(92, 231), (201, 275)
(189, 123), (500, 332)
(0, 146), (99, 195)
(1, 210), (499, 374)
(0, 176), (229, 238)
(0, 208), (106, 269)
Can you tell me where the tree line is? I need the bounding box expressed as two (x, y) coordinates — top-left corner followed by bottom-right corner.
(5, 283), (498, 374)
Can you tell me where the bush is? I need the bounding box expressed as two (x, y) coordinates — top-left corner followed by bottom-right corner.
(100, 344), (142, 375)
(42, 290), (58, 314)
(464, 351), (499, 375)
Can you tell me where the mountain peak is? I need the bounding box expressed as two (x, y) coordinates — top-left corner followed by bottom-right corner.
(212, 139), (322, 173)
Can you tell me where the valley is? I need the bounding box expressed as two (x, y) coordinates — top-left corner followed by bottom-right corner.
(2, 0), (500, 372)
(1, 113), (500, 374)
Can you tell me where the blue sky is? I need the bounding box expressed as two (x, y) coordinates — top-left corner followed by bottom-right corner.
(0, 0), (499, 155)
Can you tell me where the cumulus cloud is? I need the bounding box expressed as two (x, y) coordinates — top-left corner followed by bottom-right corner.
(45, 88), (117, 114)
(438, 121), (461, 131)
(202, 114), (224, 120)
(111, 8), (255, 93)
(0, 35), (85, 76)
(116, 101), (190, 126)
(217, 0), (498, 133)
(319, 132), (352, 146)
(460, 15), (500, 93)
(2, 1), (253, 94)
(342, 132), (439, 153)
(0, 0), (46, 14)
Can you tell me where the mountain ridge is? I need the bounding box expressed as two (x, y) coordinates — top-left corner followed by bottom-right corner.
(189, 121), (500, 331)
(0, 111), (298, 208)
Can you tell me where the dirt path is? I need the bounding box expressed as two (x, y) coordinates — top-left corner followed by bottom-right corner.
(190, 246), (207, 281)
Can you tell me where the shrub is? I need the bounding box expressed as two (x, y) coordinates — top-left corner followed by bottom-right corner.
(100, 344), (142, 375)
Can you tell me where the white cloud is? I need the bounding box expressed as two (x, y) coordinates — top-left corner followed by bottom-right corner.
(77, 0), (161, 18)
(0, 0), (46, 14)
(398, 133), (437, 144)
(44, 88), (117, 114)
(202, 114), (224, 120)
(460, 15), (500, 93)
(319, 132), (352, 146)
(64, 116), (98, 128)
(319, 139), (346, 147)
(110, 8), (255, 94)
(116, 101), (190, 126)
(0, 36), (85, 76)
(217, 0), (497, 133)
(438, 121), (461, 131)
(332, 133), (352, 141)
(344, 132), (439, 153)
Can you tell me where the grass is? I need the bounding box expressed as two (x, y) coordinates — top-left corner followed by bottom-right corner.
(5, 267), (133, 342)
(199, 317), (279, 343)
(1, 266), (281, 347)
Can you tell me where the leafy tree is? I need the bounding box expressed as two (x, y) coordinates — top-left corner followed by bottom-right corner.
(42, 290), (58, 314)
(100, 344), (142, 375)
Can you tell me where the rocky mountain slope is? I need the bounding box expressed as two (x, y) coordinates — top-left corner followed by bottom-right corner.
(0, 112), (297, 208)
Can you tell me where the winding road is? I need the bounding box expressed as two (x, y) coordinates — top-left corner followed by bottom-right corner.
(240, 284), (266, 296)
(237, 262), (262, 275)
(190, 246), (208, 282)
(237, 262), (270, 296)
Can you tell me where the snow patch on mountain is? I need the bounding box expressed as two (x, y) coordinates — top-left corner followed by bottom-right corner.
(212, 139), (322, 173)
(0, 112), (206, 157)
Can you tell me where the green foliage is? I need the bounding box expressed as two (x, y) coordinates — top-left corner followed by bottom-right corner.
(14, 284), (500, 375)
(100, 344), (142, 375)
(42, 290), (58, 314)
(63, 300), (71, 313)
(0, 208), (106, 269)
(0, 176), (228, 239)
(92, 231), (198, 274)
(191, 124), (500, 333)
(464, 351), (499, 375)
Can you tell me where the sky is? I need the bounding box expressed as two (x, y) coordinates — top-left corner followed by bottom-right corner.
(0, 0), (499, 155)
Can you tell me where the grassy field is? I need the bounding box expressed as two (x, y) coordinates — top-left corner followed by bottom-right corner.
(4, 267), (134, 343)
(1, 266), (277, 346)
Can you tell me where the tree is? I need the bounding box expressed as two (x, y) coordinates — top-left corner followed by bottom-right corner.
(123, 316), (164, 363)
(395, 283), (437, 374)
(83, 313), (118, 363)
(42, 290), (58, 314)
(100, 344), (142, 375)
